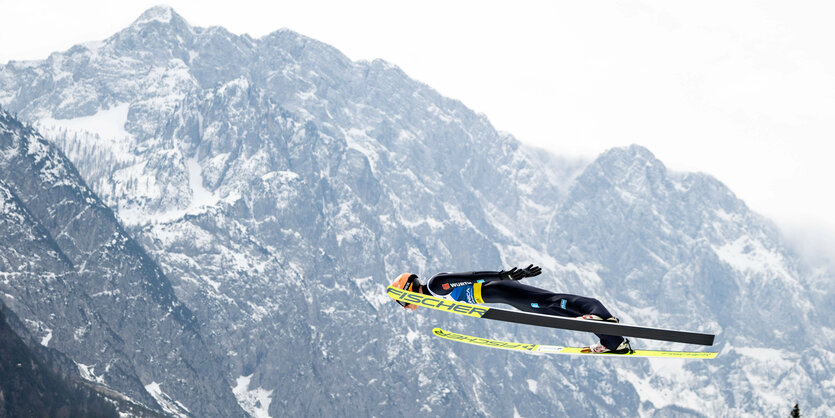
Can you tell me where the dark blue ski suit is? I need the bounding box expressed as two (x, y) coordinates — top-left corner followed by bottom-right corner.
(425, 271), (625, 350)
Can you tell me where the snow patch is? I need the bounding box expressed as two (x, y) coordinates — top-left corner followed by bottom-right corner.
(713, 236), (793, 280)
(526, 379), (538, 394)
(400, 216), (445, 231)
(621, 362), (707, 413)
(185, 155), (220, 211)
(77, 363), (105, 384)
(261, 170), (299, 182)
(145, 382), (191, 418)
(0, 187), (25, 224)
(336, 227), (362, 245)
(442, 203), (475, 228)
(40, 103), (131, 142)
(342, 127), (381, 171)
(22, 132), (73, 186)
(40, 328), (52, 346)
(0, 93), (13, 107)
(406, 328), (420, 344)
(73, 326), (88, 340)
(233, 375), (273, 418)
(735, 346), (792, 367)
(119, 152), (222, 226)
(296, 88), (317, 101)
(621, 369), (675, 410)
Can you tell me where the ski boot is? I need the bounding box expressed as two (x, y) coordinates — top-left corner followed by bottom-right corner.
(578, 314), (620, 323)
(582, 338), (633, 354)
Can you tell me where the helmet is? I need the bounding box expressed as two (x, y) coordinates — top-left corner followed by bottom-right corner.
(392, 273), (420, 310)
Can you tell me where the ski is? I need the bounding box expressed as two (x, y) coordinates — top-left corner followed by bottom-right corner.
(387, 286), (715, 346)
(432, 328), (718, 359)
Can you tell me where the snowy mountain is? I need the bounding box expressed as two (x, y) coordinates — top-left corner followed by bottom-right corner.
(1, 5), (832, 417)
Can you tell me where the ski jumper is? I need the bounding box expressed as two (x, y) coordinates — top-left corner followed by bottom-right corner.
(425, 271), (625, 350)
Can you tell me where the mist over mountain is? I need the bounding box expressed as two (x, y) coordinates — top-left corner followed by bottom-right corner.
(1, 6), (831, 417)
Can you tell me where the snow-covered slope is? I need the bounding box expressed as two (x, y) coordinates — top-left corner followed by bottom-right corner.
(1, 6), (831, 417)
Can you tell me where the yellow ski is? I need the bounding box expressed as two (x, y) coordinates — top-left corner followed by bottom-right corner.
(432, 328), (718, 359)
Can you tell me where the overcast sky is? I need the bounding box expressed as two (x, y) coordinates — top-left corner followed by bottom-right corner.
(2, 0), (835, 251)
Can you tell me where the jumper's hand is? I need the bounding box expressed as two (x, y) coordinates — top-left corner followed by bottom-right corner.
(499, 265), (541, 280)
(520, 264), (542, 278)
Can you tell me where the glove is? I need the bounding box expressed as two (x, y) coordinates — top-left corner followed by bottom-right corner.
(499, 264), (542, 280)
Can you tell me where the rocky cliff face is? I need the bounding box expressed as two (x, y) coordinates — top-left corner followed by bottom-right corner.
(0, 300), (116, 418)
(1, 6), (831, 417)
(0, 109), (246, 417)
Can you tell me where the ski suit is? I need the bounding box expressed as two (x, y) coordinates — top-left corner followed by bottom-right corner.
(425, 271), (625, 350)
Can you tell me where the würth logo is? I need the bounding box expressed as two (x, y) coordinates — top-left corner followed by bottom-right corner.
(442, 283), (450, 290)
